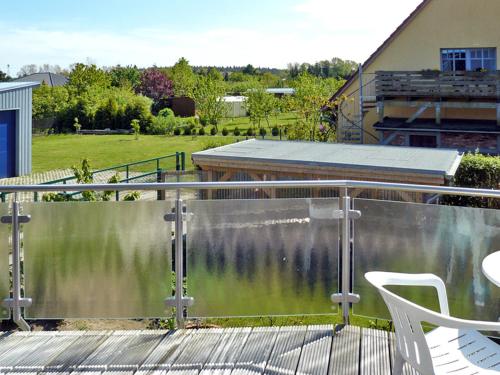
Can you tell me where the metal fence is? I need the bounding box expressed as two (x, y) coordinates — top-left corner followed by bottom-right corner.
(0, 180), (499, 331)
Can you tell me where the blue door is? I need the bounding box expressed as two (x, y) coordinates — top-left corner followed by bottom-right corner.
(0, 111), (16, 178)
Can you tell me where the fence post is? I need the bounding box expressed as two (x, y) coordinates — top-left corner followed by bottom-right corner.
(1, 196), (32, 331)
(175, 152), (180, 172)
(156, 169), (162, 201)
(126, 165), (129, 182)
(174, 196), (185, 328)
(181, 152), (186, 171)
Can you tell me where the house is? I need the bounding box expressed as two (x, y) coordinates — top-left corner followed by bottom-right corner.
(12, 72), (68, 87)
(330, 0), (500, 154)
(192, 139), (462, 202)
(0, 82), (39, 178)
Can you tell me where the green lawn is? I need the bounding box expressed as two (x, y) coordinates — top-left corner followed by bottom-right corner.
(32, 134), (241, 173)
(31, 113), (298, 174)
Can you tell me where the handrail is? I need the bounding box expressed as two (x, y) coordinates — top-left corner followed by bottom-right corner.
(1, 180), (499, 198)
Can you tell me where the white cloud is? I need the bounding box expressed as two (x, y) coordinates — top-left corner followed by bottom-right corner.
(0, 0), (423, 75)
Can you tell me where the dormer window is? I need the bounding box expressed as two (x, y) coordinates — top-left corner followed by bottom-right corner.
(441, 48), (496, 71)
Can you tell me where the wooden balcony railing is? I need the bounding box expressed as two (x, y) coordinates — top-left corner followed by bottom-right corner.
(376, 70), (500, 99)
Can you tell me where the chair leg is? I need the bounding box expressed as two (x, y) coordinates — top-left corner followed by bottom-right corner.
(393, 350), (405, 375)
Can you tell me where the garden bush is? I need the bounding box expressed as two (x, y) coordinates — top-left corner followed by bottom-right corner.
(183, 126), (192, 136)
(259, 128), (267, 137)
(198, 127), (206, 136)
(146, 115), (176, 135)
(246, 127), (255, 136)
(158, 107), (175, 118)
(222, 127), (229, 136)
(210, 127), (217, 136)
(272, 127), (279, 136)
(233, 127), (241, 136)
(443, 153), (500, 208)
(173, 128), (181, 136)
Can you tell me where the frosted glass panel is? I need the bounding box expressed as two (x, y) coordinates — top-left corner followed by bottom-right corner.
(353, 199), (500, 322)
(23, 201), (173, 319)
(187, 198), (339, 317)
(0, 203), (10, 319)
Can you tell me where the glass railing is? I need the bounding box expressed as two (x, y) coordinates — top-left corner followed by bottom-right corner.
(0, 180), (498, 331)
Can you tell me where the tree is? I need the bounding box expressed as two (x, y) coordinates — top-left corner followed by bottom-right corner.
(170, 58), (196, 97)
(109, 65), (141, 89)
(67, 63), (111, 95)
(136, 67), (173, 113)
(288, 72), (343, 141)
(32, 82), (70, 120)
(245, 88), (275, 129)
(0, 70), (11, 82)
(207, 67), (223, 81)
(193, 75), (227, 129)
(242, 64), (256, 75)
(17, 64), (38, 77)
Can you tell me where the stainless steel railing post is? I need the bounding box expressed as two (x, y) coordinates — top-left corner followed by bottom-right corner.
(1, 195), (32, 331)
(341, 190), (351, 323)
(174, 191), (184, 328)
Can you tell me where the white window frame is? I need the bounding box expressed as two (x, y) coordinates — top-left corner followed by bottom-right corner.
(441, 48), (497, 71)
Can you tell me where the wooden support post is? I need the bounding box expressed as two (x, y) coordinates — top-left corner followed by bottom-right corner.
(377, 101), (384, 123)
(435, 103), (441, 125)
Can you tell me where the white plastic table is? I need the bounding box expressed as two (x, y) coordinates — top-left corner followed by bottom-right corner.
(482, 251), (500, 287)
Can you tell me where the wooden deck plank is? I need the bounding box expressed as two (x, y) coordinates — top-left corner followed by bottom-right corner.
(231, 327), (280, 375)
(295, 325), (333, 375)
(360, 328), (391, 375)
(329, 325), (360, 375)
(137, 331), (190, 374)
(167, 328), (226, 375)
(264, 326), (307, 375)
(200, 328), (252, 375)
(0, 325), (397, 375)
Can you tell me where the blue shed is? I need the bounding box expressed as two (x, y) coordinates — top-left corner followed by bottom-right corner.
(0, 82), (39, 178)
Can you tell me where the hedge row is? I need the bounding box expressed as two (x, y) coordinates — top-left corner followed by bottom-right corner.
(443, 153), (500, 208)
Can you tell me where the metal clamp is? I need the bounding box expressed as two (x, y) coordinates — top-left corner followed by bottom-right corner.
(165, 296), (194, 308)
(332, 209), (361, 220)
(2, 297), (32, 308)
(331, 293), (360, 304)
(1, 215), (31, 224)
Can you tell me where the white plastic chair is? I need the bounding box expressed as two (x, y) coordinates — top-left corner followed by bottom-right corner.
(365, 272), (500, 375)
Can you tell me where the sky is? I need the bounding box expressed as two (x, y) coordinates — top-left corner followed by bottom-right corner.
(0, 0), (423, 76)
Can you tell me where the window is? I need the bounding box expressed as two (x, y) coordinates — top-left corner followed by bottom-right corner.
(441, 48), (497, 71)
(410, 135), (437, 148)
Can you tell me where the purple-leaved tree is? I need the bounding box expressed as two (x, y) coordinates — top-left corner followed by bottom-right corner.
(136, 68), (173, 113)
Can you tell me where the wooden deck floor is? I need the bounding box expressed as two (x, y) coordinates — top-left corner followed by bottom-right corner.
(0, 325), (418, 375)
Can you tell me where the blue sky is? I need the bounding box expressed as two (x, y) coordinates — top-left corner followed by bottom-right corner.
(0, 0), (422, 75)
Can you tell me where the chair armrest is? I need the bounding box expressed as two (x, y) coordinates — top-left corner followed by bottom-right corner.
(365, 272), (450, 315)
(417, 308), (500, 332)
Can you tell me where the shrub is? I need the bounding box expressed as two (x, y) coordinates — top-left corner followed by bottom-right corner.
(173, 128), (181, 136)
(131, 119), (140, 140)
(272, 127), (279, 136)
(210, 127), (217, 136)
(233, 127), (241, 136)
(198, 127), (206, 136)
(443, 153), (500, 209)
(246, 127), (255, 136)
(183, 126), (192, 136)
(146, 115), (176, 135)
(222, 127), (229, 136)
(259, 128), (267, 137)
(158, 107), (174, 118)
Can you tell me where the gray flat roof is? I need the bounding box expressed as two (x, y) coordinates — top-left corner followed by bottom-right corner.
(193, 139), (463, 177)
(0, 82), (40, 93)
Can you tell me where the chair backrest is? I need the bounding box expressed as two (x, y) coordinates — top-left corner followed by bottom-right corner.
(365, 272), (438, 375)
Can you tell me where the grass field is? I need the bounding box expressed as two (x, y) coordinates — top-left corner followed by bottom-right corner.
(32, 114), (299, 173)
(32, 134), (244, 173)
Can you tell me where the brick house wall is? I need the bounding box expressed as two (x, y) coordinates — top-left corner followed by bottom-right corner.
(381, 130), (499, 153)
